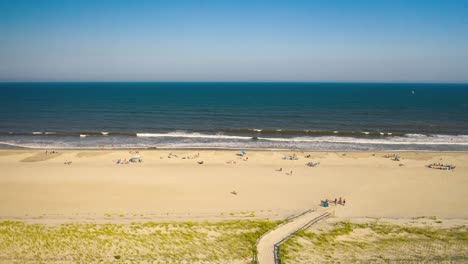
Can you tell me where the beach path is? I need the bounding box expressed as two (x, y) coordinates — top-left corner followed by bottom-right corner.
(256, 208), (332, 264)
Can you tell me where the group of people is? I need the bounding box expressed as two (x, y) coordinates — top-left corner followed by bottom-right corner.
(115, 157), (143, 164)
(321, 197), (347, 207)
(283, 154), (299, 160)
(116, 158), (130, 164)
(306, 161), (320, 167)
(384, 153), (400, 161)
(165, 153), (200, 159)
(45, 150), (58, 155)
(181, 153), (200, 159)
(276, 168), (294, 175)
(426, 163), (456, 171)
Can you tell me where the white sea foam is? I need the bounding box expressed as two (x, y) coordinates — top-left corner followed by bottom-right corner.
(0, 141), (77, 149)
(137, 132), (252, 140)
(80, 134), (87, 138)
(101, 132), (109, 135)
(32, 132), (43, 135)
(258, 134), (468, 145)
(2, 133), (468, 150)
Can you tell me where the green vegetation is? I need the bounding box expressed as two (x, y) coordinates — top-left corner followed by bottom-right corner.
(0, 220), (281, 263)
(281, 221), (468, 263)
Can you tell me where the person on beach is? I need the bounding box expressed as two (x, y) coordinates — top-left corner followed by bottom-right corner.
(334, 198), (337, 205)
(343, 199), (346, 205)
(338, 197), (342, 204)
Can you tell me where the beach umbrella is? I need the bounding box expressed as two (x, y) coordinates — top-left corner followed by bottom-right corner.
(241, 151), (247, 156)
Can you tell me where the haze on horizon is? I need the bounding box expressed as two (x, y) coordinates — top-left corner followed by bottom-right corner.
(1, 0), (467, 83)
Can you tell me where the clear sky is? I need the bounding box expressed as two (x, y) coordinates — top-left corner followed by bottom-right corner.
(1, 0), (467, 82)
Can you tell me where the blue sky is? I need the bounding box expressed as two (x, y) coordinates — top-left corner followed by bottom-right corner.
(1, 0), (467, 82)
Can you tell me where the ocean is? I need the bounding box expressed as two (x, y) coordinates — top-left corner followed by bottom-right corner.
(0, 82), (467, 151)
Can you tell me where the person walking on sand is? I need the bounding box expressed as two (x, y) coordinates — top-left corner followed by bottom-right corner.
(343, 199), (346, 206)
(338, 197), (342, 204)
(334, 198), (337, 205)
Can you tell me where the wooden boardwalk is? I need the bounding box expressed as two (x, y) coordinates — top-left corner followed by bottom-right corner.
(256, 209), (332, 264)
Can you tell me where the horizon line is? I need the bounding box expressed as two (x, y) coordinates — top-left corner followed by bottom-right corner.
(1, 81), (468, 85)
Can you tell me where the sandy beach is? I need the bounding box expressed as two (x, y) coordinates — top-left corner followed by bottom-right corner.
(1, 149), (467, 222)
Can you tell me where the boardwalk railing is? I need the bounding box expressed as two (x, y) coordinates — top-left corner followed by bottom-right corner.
(272, 211), (331, 264)
(252, 209), (314, 263)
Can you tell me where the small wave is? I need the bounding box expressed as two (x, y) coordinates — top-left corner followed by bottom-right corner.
(137, 132), (252, 140)
(257, 134), (468, 145)
(2, 129), (405, 138)
(80, 134), (87, 138)
(221, 128), (403, 137)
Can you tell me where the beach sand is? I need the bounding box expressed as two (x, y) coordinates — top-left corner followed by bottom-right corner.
(0, 149), (467, 222)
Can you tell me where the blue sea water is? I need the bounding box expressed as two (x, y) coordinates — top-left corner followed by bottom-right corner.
(0, 82), (467, 151)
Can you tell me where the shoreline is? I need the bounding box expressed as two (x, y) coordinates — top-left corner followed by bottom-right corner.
(2, 147), (468, 153)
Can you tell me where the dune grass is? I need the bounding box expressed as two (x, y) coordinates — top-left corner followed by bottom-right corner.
(0, 219), (281, 263)
(281, 221), (468, 263)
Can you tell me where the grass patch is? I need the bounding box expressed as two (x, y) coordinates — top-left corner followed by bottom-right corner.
(281, 221), (468, 263)
(0, 219), (281, 263)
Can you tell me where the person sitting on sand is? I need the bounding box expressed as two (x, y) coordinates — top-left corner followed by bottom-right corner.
(277, 168), (282, 172)
(334, 198), (337, 205)
(338, 197), (342, 204)
(343, 199), (346, 205)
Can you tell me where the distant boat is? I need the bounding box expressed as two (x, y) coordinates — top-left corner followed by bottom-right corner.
(412, 90), (415, 95)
